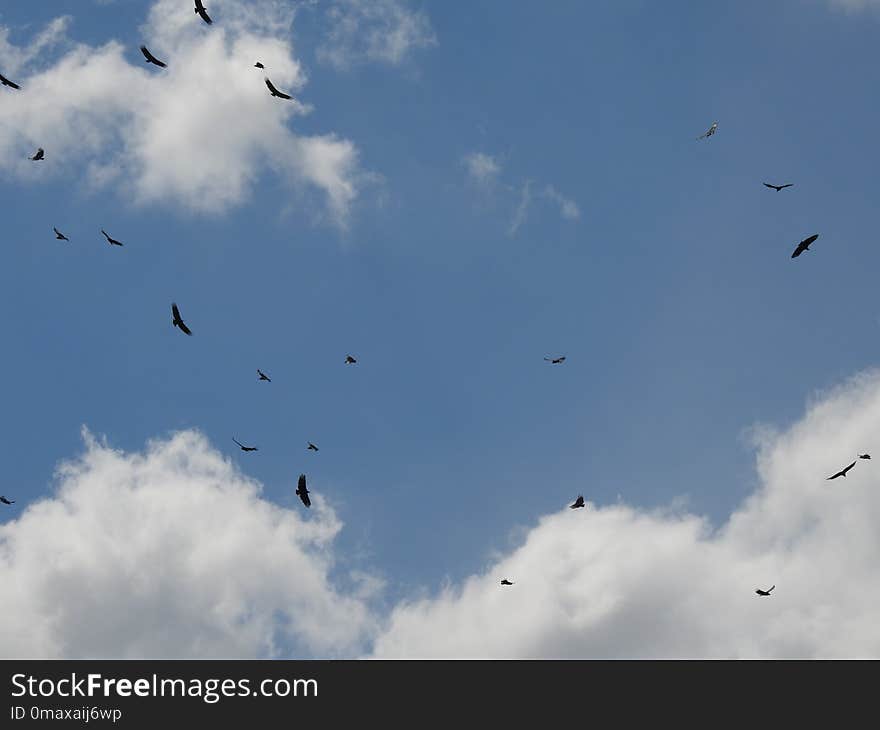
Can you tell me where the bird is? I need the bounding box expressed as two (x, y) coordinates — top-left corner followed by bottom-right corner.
(171, 302), (193, 336)
(763, 183), (793, 192)
(257, 369), (271, 382)
(194, 0), (212, 24)
(296, 473), (311, 507)
(265, 77), (292, 100)
(140, 45), (167, 68)
(307, 442), (319, 452)
(827, 460), (857, 480)
(30, 148), (44, 161)
(101, 229), (124, 246)
(53, 227), (69, 242)
(500, 579), (514, 586)
(696, 121), (717, 140)
(859, 453), (871, 460)
(345, 355), (357, 364)
(232, 438), (258, 452)
(755, 585), (775, 597)
(544, 356), (566, 364)
(791, 234), (818, 259)
(570, 495), (585, 509)
(0, 73), (20, 90)
(254, 62), (264, 69)
(0, 496), (15, 505)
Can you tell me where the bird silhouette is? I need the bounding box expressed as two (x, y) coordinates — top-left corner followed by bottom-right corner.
(194, 0), (212, 24)
(859, 453), (871, 460)
(500, 579), (514, 586)
(570, 495), (585, 509)
(0, 73), (20, 90)
(296, 473), (311, 507)
(755, 585), (775, 596)
(53, 227), (69, 242)
(140, 45), (167, 68)
(307, 442), (319, 452)
(101, 229), (124, 246)
(257, 369), (271, 382)
(30, 148), (44, 161)
(827, 460), (857, 480)
(544, 356), (566, 364)
(763, 183), (793, 192)
(0, 496), (15, 505)
(254, 62), (264, 69)
(265, 77), (292, 100)
(345, 355), (357, 364)
(171, 302), (192, 336)
(232, 438), (258, 452)
(791, 234), (818, 259)
(696, 121), (717, 140)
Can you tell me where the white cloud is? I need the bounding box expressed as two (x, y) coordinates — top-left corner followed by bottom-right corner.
(462, 151), (501, 186)
(0, 428), (377, 658)
(372, 370), (880, 658)
(0, 1), (364, 224)
(543, 184), (580, 220)
(318, 0), (437, 70)
(508, 180), (532, 235)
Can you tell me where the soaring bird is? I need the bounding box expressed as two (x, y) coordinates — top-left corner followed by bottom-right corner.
(307, 442), (319, 452)
(257, 369), (271, 382)
(696, 121), (717, 140)
(791, 234), (818, 259)
(254, 61), (265, 69)
(0, 73), (20, 90)
(265, 77), (292, 100)
(859, 453), (871, 460)
(296, 473), (311, 507)
(755, 585), (775, 596)
(570, 495), (585, 509)
(30, 148), (44, 161)
(53, 227), (69, 241)
(0, 496), (14, 505)
(194, 0), (212, 24)
(544, 355), (566, 364)
(500, 579), (514, 586)
(171, 302), (193, 335)
(827, 461), (857, 480)
(345, 355), (357, 364)
(763, 183), (793, 192)
(101, 229), (124, 246)
(140, 45), (167, 68)
(232, 438), (258, 452)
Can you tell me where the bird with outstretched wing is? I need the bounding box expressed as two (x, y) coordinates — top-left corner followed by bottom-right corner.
(296, 474), (311, 507)
(171, 302), (193, 335)
(194, 0), (212, 24)
(265, 77), (292, 100)
(791, 234), (818, 259)
(827, 461), (857, 480)
(140, 45), (167, 68)
(763, 183), (793, 192)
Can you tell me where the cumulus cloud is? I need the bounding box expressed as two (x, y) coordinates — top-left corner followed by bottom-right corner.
(0, 0), (364, 223)
(373, 370), (880, 658)
(318, 0), (437, 69)
(0, 428), (377, 658)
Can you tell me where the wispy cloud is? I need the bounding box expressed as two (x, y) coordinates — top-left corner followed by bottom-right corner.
(462, 151), (501, 187)
(508, 180), (532, 235)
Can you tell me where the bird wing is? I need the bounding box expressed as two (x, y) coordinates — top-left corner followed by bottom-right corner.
(843, 460), (857, 474)
(172, 303), (181, 320)
(265, 78), (291, 99)
(763, 183), (776, 190)
(1, 74), (20, 89)
(779, 184), (793, 189)
(178, 320), (192, 335)
(195, 1), (213, 23)
(232, 438), (244, 449)
(140, 46), (167, 67)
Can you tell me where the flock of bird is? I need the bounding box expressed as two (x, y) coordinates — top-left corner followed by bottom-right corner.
(0, 5), (871, 608)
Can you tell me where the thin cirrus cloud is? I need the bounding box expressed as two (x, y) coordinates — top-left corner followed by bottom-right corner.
(0, 0), (364, 224)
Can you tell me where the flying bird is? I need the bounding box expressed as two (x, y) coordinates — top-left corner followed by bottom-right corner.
(570, 495), (585, 509)
(791, 234), (818, 259)
(254, 62), (265, 69)
(500, 579), (514, 586)
(101, 229), (124, 246)
(140, 45), (167, 68)
(232, 438), (258, 452)
(194, 0), (212, 24)
(0, 73), (20, 90)
(0, 496), (14, 505)
(763, 183), (793, 192)
(345, 355), (357, 364)
(171, 302), (193, 336)
(257, 369), (271, 382)
(53, 227), (69, 241)
(755, 585), (775, 596)
(307, 442), (319, 452)
(30, 148), (44, 161)
(827, 460), (857, 480)
(859, 453), (871, 460)
(265, 77), (292, 100)
(544, 356), (566, 364)
(296, 473), (311, 507)
(696, 121), (717, 140)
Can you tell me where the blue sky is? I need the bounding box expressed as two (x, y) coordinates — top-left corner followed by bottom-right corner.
(3, 0), (880, 657)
